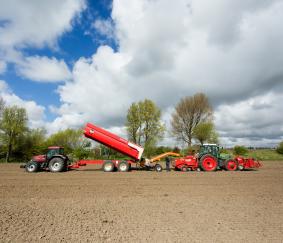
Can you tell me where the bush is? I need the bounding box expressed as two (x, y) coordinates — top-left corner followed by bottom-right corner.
(233, 145), (248, 156)
(187, 145), (200, 155)
(276, 141), (283, 154)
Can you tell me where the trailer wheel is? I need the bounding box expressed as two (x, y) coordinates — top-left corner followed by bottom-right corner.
(25, 161), (39, 173)
(224, 159), (238, 171)
(117, 161), (129, 172)
(181, 165), (188, 172)
(103, 161), (115, 172)
(48, 157), (65, 172)
(200, 155), (217, 172)
(155, 164), (162, 172)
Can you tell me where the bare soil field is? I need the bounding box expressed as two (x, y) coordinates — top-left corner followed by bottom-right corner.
(0, 161), (282, 243)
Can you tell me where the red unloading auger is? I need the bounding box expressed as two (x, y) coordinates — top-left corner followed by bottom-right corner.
(83, 123), (144, 161)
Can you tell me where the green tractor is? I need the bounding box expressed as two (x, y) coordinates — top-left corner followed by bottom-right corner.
(198, 144), (237, 171)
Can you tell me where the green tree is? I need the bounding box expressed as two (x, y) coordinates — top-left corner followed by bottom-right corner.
(0, 106), (28, 162)
(276, 141), (283, 154)
(45, 128), (91, 159)
(126, 99), (165, 156)
(193, 122), (218, 145)
(126, 103), (142, 144)
(171, 93), (212, 147)
(141, 99), (165, 150)
(233, 145), (248, 156)
(14, 128), (46, 161)
(0, 97), (4, 119)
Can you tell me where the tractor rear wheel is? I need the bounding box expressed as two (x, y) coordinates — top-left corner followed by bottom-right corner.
(117, 161), (130, 172)
(103, 161), (115, 172)
(155, 164), (162, 172)
(25, 161), (39, 173)
(200, 155), (217, 172)
(224, 159), (238, 171)
(48, 157), (65, 172)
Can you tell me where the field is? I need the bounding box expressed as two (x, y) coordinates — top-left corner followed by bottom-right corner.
(0, 161), (283, 243)
(246, 149), (283, 160)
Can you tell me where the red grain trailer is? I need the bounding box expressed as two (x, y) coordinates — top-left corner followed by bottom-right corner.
(71, 123), (145, 172)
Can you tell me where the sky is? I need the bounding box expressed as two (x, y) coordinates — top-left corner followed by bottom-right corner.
(0, 0), (283, 148)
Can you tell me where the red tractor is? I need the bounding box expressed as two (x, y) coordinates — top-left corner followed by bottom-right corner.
(173, 144), (261, 172)
(24, 146), (69, 173)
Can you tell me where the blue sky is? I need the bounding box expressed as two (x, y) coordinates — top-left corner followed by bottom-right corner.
(0, 0), (283, 147)
(1, 0), (113, 121)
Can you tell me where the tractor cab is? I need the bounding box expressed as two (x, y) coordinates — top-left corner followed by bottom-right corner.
(198, 144), (232, 168)
(199, 144), (220, 158)
(46, 146), (65, 159)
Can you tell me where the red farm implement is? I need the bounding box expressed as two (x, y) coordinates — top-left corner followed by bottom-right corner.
(173, 144), (262, 172)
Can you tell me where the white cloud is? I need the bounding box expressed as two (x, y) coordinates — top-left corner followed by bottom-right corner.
(47, 0), (283, 146)
(0, 60), (6, 73)
(0, 80), (46, 128)
(17, 56), (72, 83)
(215, 92), (283, 147)
(92, 18), (115, 40)
(0, 0), (85, 80)
(0, 0), (86, 49)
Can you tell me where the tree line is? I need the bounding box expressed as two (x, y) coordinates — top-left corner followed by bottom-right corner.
(1, 93), (282, 162)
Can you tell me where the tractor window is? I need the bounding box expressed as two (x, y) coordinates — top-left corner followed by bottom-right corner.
(59, 148), (64, 155)
(47, 149), (60, 159)
(47, 150), (55, 159)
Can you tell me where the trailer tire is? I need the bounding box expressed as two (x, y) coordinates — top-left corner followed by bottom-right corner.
(224, 159), (238, 171)
(103, 161), (115, 172)
(200, 155), (217, 172)
(25, 161), (39, 173)
(48, 157), (65, 172)
(117, 161), (129, 172)
(155, 164), (162, 172)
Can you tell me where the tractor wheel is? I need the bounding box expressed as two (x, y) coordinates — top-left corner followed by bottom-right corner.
(48, 157), (65, 172)
(224, 159), (238, 171)
(238, 164), (244, 171)
(200, 155), (217, 172)
(117, 161), (130, 172)
(181, 165), (188, 172)
(102, 161), (115, 172)
(155, 164), (163, 172)
(25, 161), (39, 173)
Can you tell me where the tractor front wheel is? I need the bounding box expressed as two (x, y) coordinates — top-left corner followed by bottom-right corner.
(25, 161), (39, 173)
(48, 157), (65, 172)
(238, 164), (244, 171)
(224, 159), (238, 171)
(200, 155), (217, 172)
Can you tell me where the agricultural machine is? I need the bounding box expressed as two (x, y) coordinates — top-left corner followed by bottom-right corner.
(24, 146), (69, 173)
(23, 122), (166, 173)
(22, 123), (261, 173)
(173, 144), (262, 172)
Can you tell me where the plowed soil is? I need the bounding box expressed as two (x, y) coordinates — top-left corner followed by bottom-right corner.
(0, 161), (282, 243)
